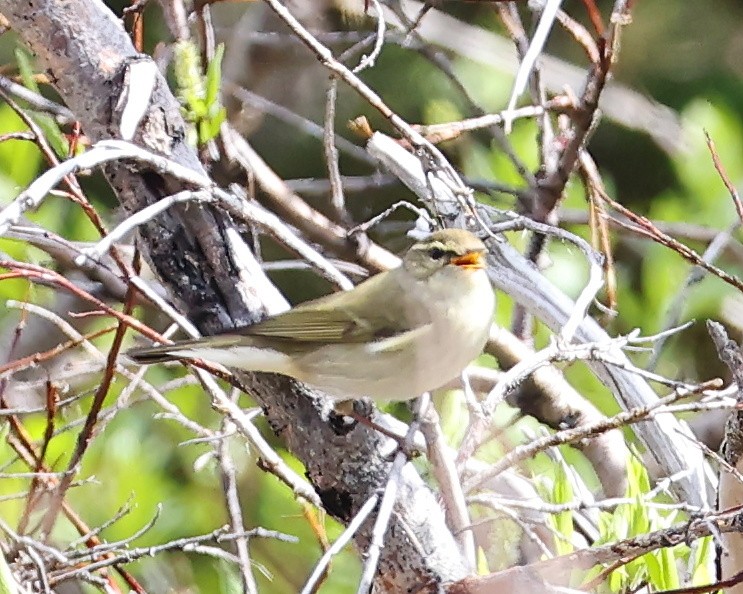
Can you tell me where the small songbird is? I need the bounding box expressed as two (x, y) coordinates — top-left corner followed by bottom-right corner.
(127, 229), (495, 401)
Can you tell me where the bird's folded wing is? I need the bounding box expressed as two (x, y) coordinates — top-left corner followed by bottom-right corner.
(366, 325), (432, 354)
(239, 308), (414, 344)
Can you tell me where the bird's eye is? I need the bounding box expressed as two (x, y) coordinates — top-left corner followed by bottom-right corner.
(428, 247), (446, 260)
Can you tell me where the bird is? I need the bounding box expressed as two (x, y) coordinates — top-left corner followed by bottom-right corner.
(127, 228), (495, 402)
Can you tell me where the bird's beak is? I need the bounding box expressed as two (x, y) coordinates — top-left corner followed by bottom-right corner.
(451, 250), (485, 269)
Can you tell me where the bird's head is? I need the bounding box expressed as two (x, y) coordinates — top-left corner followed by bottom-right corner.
(403, 229), (487, 280)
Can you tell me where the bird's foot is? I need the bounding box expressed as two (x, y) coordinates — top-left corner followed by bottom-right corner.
(328, 400), (422, 459)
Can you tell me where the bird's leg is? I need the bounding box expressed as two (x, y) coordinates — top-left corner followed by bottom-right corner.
(328, 399), (422, 459)
(326, 399), (358, 435)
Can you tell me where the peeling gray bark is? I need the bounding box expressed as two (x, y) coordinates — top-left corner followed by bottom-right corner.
(0, 0), (468, 590)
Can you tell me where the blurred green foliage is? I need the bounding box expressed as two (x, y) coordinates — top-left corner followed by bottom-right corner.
(173, 41), (227, 145)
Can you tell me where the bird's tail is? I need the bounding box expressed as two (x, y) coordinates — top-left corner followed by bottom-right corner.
(126, 335), (243, 365)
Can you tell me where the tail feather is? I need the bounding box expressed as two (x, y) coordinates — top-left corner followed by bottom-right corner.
(126, 335), (242, 365)
(126, 345), (181, 364)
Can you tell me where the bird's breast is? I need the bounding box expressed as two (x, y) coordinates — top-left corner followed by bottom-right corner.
(427, 275), (493, 374)
(294, 269), (494, 401)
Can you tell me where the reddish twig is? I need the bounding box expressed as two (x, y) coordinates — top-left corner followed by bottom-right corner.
(579, 0), (605, 37)
(705, 130), (743, 225)
(0, 325), (116, 377)
(3, 409), (145, 592)
(37, 283), (138, 538)
(596, 189), (743, 295)
(17, 381), (59, 534)
(0, 262), (161, 342)
(0, 88), (135, 283)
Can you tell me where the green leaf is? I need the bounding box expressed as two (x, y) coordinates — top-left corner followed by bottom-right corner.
(476, 546), (490, 575)
(217, 558), (242, 594)
(691, 537), (713, 585)
(173, 40), (204, 94)
(658, 546), (680, 590)
(629, 494), (650, 538)
(644, 551), (663, 588)
(173, 40), (226, 145)
(15, 47), (39, 93)
(198, 119), (209, 145)
(607, 563), (626, 593)
(190, 99), (208, 119)
(551, 463), (574, 555)
(205, 44), (225, 108)
(173, 39), (206, 116)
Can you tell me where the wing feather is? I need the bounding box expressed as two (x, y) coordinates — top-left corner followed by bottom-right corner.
(239, 308), (399, 343)
(238, 271), (425, 344)
(366, 325), (432, 354)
